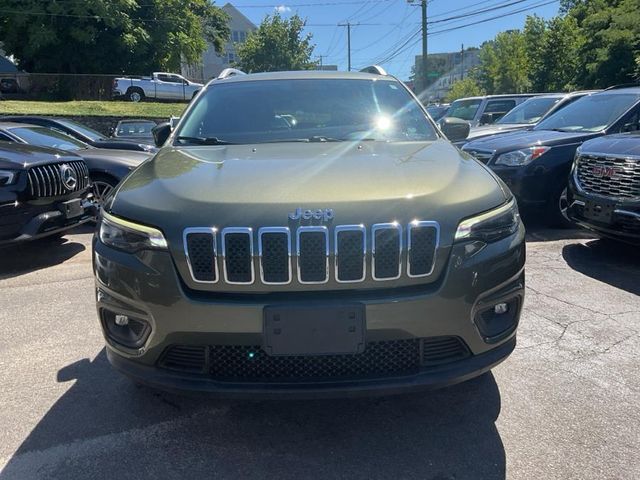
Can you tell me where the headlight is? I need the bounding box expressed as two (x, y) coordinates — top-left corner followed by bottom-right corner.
(455, 198), (520, 243)
(0, 169), (18, 186)
(99, 211), (167, 253)
(494, 146), (550, 166)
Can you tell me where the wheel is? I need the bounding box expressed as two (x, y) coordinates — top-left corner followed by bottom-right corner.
(127, 88), (144, 103)
(91, 175), (118, 207)
(546, 184), (572, 228)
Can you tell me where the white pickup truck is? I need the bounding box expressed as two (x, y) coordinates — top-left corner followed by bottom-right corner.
(112, 72), (203, 102)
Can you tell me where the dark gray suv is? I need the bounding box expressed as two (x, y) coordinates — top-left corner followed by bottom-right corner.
(93, 69), (525, 398)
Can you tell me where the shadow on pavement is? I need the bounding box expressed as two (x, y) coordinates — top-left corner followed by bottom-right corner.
(523, 217), (596, 243)
(1, 349), (506, 480)
(0, 225), (92, 280)
(562, 239), (640, 296)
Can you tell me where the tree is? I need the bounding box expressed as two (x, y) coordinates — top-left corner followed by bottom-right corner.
(0, 0), (229, 74)
(477, 30), (530, 94)
(446, 78), (485, 102)
(236, 13), (316, 72)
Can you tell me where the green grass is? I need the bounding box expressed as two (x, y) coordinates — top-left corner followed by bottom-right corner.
(0, 100), (186, 118)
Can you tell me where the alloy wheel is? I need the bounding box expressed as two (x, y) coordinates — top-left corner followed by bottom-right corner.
(92, 180), (115, 206)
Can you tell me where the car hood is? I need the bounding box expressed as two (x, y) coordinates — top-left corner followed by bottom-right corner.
(580, 133), (640, 156)
(466, 123), (528, 140)
(75, 148), (151, 168)
(109, 140), (507, 244)
(0, 143), (83, 169)
(464, 129), (595, 153)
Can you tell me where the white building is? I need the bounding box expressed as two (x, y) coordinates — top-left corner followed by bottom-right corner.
(182, 3), (256, 82)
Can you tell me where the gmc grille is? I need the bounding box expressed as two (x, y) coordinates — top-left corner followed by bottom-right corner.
(158, 336), (470, 382)
(183, 222), (439, 286)
(576, 153), (640, 200)
(27, 161), (89, 198)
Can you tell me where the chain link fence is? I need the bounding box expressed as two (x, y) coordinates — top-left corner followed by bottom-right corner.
(0, 73), (117, 101)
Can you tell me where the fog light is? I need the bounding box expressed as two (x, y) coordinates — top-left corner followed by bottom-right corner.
(494, 303), (509, 315)
(115, 314), (129, 326)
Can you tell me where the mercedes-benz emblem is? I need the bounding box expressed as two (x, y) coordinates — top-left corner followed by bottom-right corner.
(59, 164), (78, 190)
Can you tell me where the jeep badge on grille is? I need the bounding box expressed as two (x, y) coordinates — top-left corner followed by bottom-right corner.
(288, 208), (335, 222)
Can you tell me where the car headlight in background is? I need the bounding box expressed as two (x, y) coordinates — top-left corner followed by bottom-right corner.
(99, 211), (167, 253)
(494, 146), (550, 166)
(455, 198), (520, 243)
(0, 169), (18, 186)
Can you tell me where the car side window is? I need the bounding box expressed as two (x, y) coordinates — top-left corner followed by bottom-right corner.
(617, 108), (640, 132)
(157, 74), (170, 82)
(0, 132), (14, 141)
(485, 100), (516, 114)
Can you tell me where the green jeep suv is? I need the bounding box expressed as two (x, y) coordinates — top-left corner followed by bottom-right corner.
(93, 69), (525, 398)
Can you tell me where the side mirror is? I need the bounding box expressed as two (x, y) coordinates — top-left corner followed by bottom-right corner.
(440, 117), (470, 143)
(152, 122), (172, 147)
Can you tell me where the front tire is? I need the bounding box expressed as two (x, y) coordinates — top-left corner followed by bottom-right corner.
(91, 175), (118, 208)
(546, 185), (572, 227)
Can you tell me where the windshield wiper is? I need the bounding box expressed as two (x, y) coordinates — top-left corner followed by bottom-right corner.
(175, 136), (235, 145)
(255, 136), (345, 144)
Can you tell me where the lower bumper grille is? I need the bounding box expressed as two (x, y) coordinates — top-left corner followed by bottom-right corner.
(158, 336), (470, 382)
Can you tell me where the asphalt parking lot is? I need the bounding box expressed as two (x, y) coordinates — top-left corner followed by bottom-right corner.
(0, 225), (638, 480)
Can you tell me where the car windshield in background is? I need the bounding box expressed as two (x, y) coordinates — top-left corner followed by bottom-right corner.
(10, 126), (88, 151)
(116, 121), (156, 138)
(498, 96), (561, 124)
(177, 79), (438, 144)
(535, 93), (640, 132)
(55, 119), (104, 141)
(445, 98), (482, 121)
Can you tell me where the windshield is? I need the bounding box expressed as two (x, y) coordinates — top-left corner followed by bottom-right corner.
(426, 105), (448, 121)
(116, 121), (156, 138)
(10, 126), (89, 151)
(177, 78), (438, 144)
(55, 119), (104, 141)
(535, 93), (640, 132)
(498, 96), (561, 125)
(445, 99), (482, 121)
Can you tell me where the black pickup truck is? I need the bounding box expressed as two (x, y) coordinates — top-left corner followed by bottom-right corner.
(0, 143), (96, 246)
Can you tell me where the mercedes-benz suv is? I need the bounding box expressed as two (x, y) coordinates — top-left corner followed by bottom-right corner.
(93, 69), (526, 398)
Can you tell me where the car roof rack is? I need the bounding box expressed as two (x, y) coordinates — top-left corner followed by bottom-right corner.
(359, 65), (388, 76)
(217, 68), (246, 80)
(604, 83), (640, 91)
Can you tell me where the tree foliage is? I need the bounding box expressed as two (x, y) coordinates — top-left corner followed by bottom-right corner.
(446, 78), (485, 102)
(235, 13), (316, 72)
(0, 0), (229, 74)
(477, 30), (530, 94)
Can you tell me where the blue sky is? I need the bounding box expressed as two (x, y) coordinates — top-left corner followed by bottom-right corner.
(230, 0), (560, 80)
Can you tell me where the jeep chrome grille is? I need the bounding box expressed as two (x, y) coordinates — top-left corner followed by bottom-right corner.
(576, 153), (640, 200)
(183, 222), (439, 286)
(27, 161), (89, 198)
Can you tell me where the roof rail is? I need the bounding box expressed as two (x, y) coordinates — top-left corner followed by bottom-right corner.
(604, 83), (640, 91)
(217, 68), (246, 80)
(359, 65), (388, 76)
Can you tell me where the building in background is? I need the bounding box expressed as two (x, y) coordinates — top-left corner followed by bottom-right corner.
(181, 3), (256, 82)
(415, 49), (480, 103)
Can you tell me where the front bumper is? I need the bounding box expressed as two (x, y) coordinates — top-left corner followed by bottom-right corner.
(567, 188), (640, 245)
(490, 165), (561, 210)
(0, 197), (97, 246)
(93, 225), (526, 397)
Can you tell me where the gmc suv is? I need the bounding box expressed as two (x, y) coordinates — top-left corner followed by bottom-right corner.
(568, 133), (640, 244)
(93, 69), (526, 398)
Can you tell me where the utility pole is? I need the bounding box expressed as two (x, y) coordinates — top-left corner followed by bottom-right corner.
(317, 55), (326, 70)
(409, 1), (428, 92)
(461, 43), (464, 81)
(337, 22), (353, 71)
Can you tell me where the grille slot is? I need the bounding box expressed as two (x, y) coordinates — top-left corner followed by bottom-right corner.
(159, 345), (207, 373)
(422, 336), (470, 366)
(158, 337), (470, 382)
(27, 160), (88, 198)
(297, 226), (329, 284)
(184, 228), (218, 283)
(372, 223), (402, 280)
(222, 228), (254, 284)
(576, 153), (640, 200)
(408, 222), (439, 277)
(259, 227), (291, 284)
(335, 225), (366, 283)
